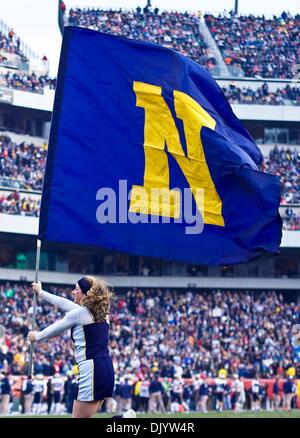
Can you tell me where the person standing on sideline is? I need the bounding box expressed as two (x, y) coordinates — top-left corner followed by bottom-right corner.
(32, 374), (45, 414)
(171, 375), (183, 406)
(0, 372), (11, 415)
(28, 278), (136, 418)
(149, 374), (165, 413)
(251, 377), (260, 412)
(113, 378), (122, 414)
(139, 379), (150, 413)
(64, 372), (73, 414)
(132, 379), (142, 412)
(47, 377), (53, 414)
(64, 373), (78, 414)
(237, 376), (246, 412)
(51, 373), (64, 414)
(198, 376), (209, 413)
(272, 377), (281, 410)
(283, 376), (296, 411)
(22, 376), (33, 414)
(214, 375), (225, 412)
(231, 374), (240, 412)
(119, 377), (133, 414)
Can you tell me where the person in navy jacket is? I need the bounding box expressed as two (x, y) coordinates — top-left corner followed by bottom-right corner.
(0, 372), (11, 415)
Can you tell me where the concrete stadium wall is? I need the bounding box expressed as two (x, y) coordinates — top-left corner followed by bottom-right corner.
(11, 88), (54, 112)
(0, 212), (39, 235)
(232, 104), (300, 122)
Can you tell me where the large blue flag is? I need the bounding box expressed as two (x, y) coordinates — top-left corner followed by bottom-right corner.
(39, 26), (282, 265)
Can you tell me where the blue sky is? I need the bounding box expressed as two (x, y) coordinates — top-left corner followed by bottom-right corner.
(1, 0), (299, 76)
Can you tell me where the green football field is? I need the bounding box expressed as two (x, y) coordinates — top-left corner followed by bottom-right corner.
(5, 410), (300, 418)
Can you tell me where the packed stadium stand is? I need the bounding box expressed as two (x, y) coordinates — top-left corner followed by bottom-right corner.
(222, 83), (300, 106)
(2, 71), (56, 94)
(1, 134), (298, 228)
(204, 11), (300, 79)
(65, 8), (300, 81)
(0, 191), (40, 216)
(0, 26), (26, 59)
(0, 134), (46, 191)
(1, 283), (298, 378)
(0, 5), (299, 415)
(0, 18), (54, 96)
(1, 282), (299, 413)
(67, 8), (217, 70)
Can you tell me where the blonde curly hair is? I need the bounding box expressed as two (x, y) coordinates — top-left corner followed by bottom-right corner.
(79, 276), (115, 323)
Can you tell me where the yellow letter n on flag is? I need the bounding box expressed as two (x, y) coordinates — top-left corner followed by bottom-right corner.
(129, 81), (224, 226)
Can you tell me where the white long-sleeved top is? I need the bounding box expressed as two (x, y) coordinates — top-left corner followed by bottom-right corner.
(35, 290), (94, 342)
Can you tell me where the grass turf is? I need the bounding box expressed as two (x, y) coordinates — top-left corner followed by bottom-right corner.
(5, 410), (300, 418)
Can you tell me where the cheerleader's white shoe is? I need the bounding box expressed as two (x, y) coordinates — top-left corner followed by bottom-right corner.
(122, 409), (137, 418)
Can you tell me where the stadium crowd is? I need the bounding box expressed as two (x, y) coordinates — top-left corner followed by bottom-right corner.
(0, 191), (40, 217)
(1, 135), (298, 228)
(67, 7), (216, 70)
(0, 283), (299, 414)
(205, 11), (300, 79)
(2, 12), (300, 104)
(0, 136), (299, 201)
(0, 24), (54, 94)
(0, 134), (47, 191)
(65, 7), (300, 80)
(3, 71), (56, 94)
(264, 146), (300, 205)
(1, 284), (298, 378)
(282, 208), (300, 231)
(223, 83), (300, 106)
(0, 29), (25, 59)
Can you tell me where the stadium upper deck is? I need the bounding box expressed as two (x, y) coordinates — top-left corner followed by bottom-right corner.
(67, 8), (217, 70)
(0, 17), (50, 75)
(204, 11), (300, 79)
(64, 7), (300, 80)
